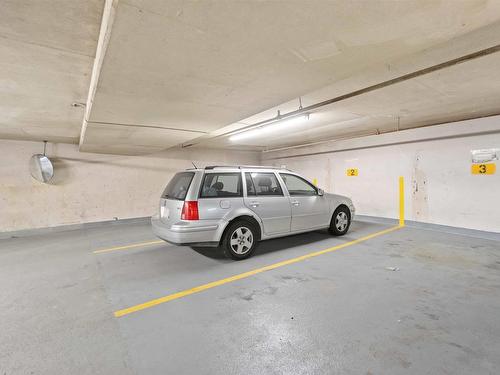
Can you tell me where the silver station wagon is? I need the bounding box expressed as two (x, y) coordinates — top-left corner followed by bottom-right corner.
(152, 166), (355, 259)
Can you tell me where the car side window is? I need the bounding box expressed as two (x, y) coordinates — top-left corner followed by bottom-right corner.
(280, 173), (317, 196)
(200, 173), (242, 198)
(245, 172), (256, 196)
(248, 172), (283, 196)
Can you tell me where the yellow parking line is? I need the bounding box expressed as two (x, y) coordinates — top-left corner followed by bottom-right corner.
(93, 240), (163, 254)
(114, 224), (403, 318)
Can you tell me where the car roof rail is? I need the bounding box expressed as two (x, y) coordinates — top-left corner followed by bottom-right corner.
(204, 165), (288, 170)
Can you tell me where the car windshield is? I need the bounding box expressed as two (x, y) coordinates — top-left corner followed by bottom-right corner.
(162, 172), (194, 200)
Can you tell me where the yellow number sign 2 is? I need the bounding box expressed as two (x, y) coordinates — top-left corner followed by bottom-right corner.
(346, 168), (358, 176)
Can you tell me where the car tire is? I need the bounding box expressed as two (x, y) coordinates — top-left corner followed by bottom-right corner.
(329, 206), (351, 236)
(222, 220), (258, 260)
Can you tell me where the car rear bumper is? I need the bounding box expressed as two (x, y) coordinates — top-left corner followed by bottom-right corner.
(151, 215), (222, 247)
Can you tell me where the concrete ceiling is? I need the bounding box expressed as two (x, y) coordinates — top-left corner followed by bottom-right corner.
(0, 0), (104, 143)
(2, 1), (500, 154)
(200, 21), (500, 151)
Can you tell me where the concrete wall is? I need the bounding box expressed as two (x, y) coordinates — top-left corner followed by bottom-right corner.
(0, 140), (259, 232)
(2, 116), (499, 234)
(263, 116), (500, 233)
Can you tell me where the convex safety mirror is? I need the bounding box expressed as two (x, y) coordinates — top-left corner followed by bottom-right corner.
(30, 154), (54, 183)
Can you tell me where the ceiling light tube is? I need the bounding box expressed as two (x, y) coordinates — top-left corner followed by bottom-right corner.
(229, 113), (310, 142)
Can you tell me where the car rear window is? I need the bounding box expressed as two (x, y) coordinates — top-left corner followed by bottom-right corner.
(162, 172), (194, 200)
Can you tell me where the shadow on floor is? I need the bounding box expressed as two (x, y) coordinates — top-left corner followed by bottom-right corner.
(190, 221), (381, 260)
(191, 229), (338, 260)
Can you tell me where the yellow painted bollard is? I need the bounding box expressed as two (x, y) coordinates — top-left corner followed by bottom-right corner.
(399, 176), (405, 227)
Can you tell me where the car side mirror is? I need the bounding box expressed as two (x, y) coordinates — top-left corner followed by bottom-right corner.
(318, 188), (324, 196)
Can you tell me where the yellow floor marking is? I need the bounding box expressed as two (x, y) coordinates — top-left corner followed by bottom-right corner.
(114, 225), (402, 318)
(93, 240), (163, 254)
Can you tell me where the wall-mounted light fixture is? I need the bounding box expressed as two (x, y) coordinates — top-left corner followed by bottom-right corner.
(229, 113), (310, 142)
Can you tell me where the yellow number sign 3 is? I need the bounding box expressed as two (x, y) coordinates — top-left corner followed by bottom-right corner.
(471, 163), (496, 175)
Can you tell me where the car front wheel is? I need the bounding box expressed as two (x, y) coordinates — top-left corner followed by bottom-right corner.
(329, 206), (351, 235)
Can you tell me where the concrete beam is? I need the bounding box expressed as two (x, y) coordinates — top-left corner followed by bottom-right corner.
(79, 0), (119, 148)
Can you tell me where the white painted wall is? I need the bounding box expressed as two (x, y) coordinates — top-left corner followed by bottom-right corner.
(263, 116), (500, 233)
(0, 140), (259, 232)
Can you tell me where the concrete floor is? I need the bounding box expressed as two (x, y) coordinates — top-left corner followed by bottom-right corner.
(1, 220), (499, 375)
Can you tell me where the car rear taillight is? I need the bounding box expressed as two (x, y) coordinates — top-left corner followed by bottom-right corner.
(181, 201), (199, 220)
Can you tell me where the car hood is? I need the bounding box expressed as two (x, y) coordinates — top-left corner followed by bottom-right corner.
(324, 192), (351, 202)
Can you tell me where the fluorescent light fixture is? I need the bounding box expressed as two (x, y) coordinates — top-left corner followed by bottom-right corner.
(229, 114), (310, 142)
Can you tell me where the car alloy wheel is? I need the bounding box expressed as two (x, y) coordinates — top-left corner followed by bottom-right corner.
(329, 206), (351, 236)
(335, 211), (349, 232)
(229, 226), (253, 255)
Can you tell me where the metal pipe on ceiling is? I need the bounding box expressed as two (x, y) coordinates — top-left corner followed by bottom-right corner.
(263, 117), (500, 160)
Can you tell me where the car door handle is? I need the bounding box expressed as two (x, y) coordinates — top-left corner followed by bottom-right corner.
(291, 200), (300, 206)
(250, 201), (260, 207)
